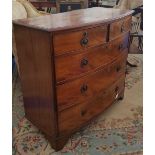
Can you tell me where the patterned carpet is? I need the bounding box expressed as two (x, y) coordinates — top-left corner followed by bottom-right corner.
(12, 54), (143, 155)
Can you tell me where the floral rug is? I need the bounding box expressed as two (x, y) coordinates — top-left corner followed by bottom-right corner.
(12, 54), (143, 155)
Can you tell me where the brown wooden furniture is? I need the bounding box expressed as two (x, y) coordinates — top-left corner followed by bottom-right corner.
(13, 7), (133, 151)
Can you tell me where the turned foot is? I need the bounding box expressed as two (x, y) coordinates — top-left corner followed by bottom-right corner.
(45, 135), (69, 151)
(118, 91), (124, 100)
(118, 96), (124, 100)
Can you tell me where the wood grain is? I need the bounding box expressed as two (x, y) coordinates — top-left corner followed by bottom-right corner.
(13, 8), (133, 151)
(58, 76), (125, 135)
(14, 25), (58, 137)
(108, 31), (129, 58)
(55, 32), (129, 83)
(56, 52), (127, 111)
(13, 7), (133, 32)
(53, 25), (107, 55)
(109, 16), (132, 40)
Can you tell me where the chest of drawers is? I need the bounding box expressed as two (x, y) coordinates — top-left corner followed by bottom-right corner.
(13, 7), (133, 151)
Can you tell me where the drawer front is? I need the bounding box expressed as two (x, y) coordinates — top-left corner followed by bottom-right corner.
(55, 44), (110, 83)
(55, 32), (129, 83)
(56, 53), (127, 111)
(108, 32), (129, 58)
(109, 16), (132, 40)
(58, 76), (125, 134)
(53, 25), (107, 56)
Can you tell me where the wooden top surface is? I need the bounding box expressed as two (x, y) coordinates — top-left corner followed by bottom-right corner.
(13, 7), (133, 32)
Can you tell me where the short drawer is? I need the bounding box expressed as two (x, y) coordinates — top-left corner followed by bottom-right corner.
(56, 53), (127, 111)
(109, 16), (132, 40)
(53, 25), (107, 56)
(58, 76), (125, 134)
(107, 32), (129, 58)
(55, 32), (129, 83)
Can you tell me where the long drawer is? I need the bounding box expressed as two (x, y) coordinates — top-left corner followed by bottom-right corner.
(55, 32), (129, 83)
(53, 25), (107, 56)
(56, 53), (127, 111)
(58, 76), (125, 135)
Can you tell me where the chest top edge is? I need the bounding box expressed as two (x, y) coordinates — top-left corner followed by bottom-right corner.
(13, 8), (133, 32)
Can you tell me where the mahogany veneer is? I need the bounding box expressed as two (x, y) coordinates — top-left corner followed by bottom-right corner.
(13, 7), (133, 151)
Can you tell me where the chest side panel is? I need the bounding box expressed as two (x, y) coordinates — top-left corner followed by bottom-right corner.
(14, 25), (57, 137)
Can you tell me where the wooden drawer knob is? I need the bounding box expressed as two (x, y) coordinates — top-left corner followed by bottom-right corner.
(81, 58), (88, 67)
(81, 109), (87, 116)
(80, 84), (88, 93)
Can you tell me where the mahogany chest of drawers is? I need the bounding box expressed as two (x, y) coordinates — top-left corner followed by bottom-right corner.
(13, 7), (133, 151)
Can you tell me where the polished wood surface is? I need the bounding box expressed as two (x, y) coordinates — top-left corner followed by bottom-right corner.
(14, 25), (57, 137)
(59, 76), (125, 134)
(13, 7), (133, 31)
(54, 25), (107, 55)
(55, 43), (110, 83)
(55, 32), (129, 83)
(108, 32), (129, 58)
(57, 52), (127, 111)
(13, 8), (133, 151)
(110, 16), (132, 40)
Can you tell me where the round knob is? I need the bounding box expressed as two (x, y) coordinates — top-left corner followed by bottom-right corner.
(81, 38), (89, 47)
(80, 84), (88, 93)
(81, 58), (88, 67)
(81, 109), (87, 116)
(116, 66), (121, 72)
